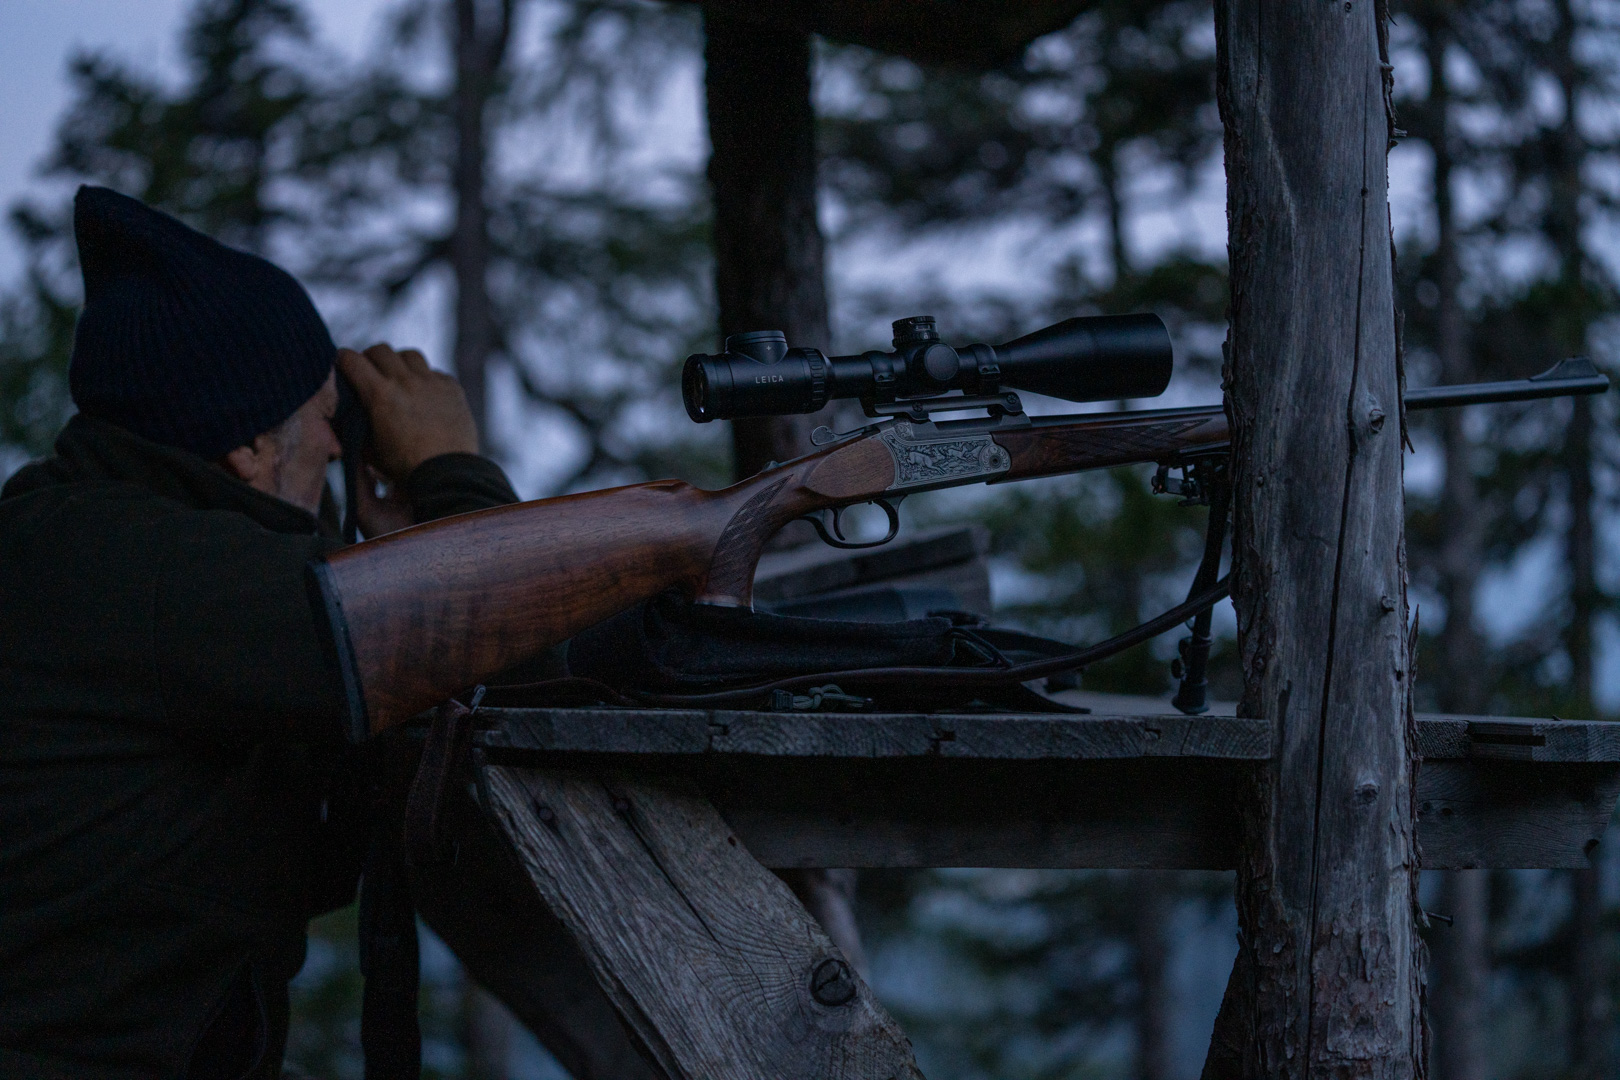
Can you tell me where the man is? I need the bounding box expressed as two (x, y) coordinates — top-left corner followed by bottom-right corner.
(0, 186), (519, 1078)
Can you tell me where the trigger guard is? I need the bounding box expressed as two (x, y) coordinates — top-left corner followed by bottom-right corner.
(800, 500), (901, 551)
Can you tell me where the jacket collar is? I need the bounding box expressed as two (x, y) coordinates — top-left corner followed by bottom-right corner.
(2, 414), (338, 538)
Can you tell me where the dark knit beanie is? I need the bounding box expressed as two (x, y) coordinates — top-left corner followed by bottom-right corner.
(68, 186), (336, 458)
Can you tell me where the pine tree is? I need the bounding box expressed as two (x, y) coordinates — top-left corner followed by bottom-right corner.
(294, 0), (722, 492)
(1395, 0), (1620, 1074)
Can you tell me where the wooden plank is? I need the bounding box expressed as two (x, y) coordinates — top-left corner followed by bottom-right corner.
(479, 765), (923, 1080)
(479, 708), (1275, 761)
(472, 712), (1620, 871)
(481, 708), (715, 757)
(1417, 761), (1620, 870)
(364, 733), (661, 1079)
(1463, 717), (1620, 762)
(935, 714), (1271, 761)
(410, 791), (662, 1080)
(713, 759), (1619, 871)
(707, 758), (1244, 870)
(479, 709), (1619, 763)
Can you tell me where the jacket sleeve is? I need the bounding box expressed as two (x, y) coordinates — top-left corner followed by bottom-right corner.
(0, 489), (348, 746)
(153, 456), (518, 741)
(402, 453), (519, 522)
(154, 450), (519, 742)
(151, 508), (349, 742)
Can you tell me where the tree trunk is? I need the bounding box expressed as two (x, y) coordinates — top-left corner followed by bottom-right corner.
(1432, 871), (1489, 1080)
(1419, 12), (1492, 1077)
(450, 0), (514, 449)
(1566, 397), (1602, 1080)
(1201, 2), (1423, 1076)
(703, 8), (830, 481)
(1545, 4), (1608, 1073)
(1571, 861), (1609, 1080)
(1131, 873), (1172, 1080)
(462, 979), (514, 1080)
(1422, 6), (1485, 720)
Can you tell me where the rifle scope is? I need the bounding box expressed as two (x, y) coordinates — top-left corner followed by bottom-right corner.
(682, 312), (1174, 422)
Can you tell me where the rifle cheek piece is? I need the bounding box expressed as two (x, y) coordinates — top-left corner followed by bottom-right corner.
(682, 312), (1175, 421)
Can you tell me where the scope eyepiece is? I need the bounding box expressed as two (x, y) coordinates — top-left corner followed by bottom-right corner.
(681, 312), (1173, 422)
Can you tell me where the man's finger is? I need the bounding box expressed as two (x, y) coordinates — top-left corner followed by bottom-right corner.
(398, 348), (432, 376)
(336, 348), (386, 404)
(363, 343), (411, 380)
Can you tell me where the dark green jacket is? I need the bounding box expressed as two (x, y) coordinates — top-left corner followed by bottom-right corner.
(0, 416), (517, 1079)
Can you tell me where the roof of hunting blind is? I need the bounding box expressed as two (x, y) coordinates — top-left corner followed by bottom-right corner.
(684, 1), (1094, 68)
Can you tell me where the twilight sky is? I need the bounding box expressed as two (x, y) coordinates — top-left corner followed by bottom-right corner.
(0, 0), (396, 279)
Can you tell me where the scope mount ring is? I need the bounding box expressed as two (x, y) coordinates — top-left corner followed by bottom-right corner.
(800, 498), (902, 550)
(869, 391), (1026, 423)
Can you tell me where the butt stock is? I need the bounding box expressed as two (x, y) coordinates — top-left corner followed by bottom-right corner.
(313, 431), (898, 735)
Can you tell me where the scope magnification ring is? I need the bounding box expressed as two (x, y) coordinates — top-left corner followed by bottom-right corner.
(805, 349), (828, 410)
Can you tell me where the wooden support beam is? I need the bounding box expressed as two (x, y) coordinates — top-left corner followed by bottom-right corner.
(410, 799), (662, 1080)
(396, 709), (1615, 1078)
(475, 710), (1620, 870)
(1212, 0), (1418, 1072)
(477, 763), (923, 1080)
(366, 734), (660, 1080)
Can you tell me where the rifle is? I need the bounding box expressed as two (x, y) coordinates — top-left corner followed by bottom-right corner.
(311, 313), (1609, 737)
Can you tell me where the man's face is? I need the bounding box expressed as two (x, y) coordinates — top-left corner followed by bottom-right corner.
(221, 370), (341, 514)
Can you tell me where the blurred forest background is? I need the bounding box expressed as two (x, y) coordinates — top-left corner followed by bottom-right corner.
(3, 0), (1620, 1077)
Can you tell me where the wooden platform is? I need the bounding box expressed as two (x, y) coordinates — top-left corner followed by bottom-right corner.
(475, 709), (1620, 870)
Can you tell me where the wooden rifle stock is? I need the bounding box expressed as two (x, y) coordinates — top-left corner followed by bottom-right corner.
(313, 405), (1231, 735)
(316, 354), (1605, 737)
(314, 433), (896, 735)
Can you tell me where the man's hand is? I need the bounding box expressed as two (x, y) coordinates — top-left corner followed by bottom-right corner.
(337, 344), (480, 480)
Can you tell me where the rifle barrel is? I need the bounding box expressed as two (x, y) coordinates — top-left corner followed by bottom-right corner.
(1405, 357), (1608, 410)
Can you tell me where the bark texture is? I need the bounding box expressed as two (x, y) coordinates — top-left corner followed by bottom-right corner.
(1203, 1), (1424, 1075)
(704, 9), (830, 480)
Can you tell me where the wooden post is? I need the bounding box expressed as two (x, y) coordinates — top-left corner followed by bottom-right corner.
(1202, 1), (1423, 1076)
(479, 765), (923, 1080)
(703, 8), (830, 480)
